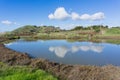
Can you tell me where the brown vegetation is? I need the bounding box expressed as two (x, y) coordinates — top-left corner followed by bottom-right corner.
(95, 36), (120, 39)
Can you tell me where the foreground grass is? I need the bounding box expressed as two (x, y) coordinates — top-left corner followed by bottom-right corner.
(0, 62), (57, 80)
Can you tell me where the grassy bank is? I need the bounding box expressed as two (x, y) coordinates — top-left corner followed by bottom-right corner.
(33, 31), (88, 39)
(33, 30), (120, 40)
(0, 62), (57, 80)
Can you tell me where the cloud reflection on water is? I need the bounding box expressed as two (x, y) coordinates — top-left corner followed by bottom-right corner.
(49, 44), (104, 58)
(4, 42), (18, 46)
(49, 46), (69, 58)
(4, 43), (13, 46)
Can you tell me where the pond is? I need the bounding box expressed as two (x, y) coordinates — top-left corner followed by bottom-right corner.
(5, 39), (120, 66)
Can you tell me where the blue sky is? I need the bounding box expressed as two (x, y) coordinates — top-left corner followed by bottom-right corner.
(0, 0), (120, 32)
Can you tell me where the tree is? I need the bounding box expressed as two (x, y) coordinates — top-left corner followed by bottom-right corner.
(71, 26), (83, 31)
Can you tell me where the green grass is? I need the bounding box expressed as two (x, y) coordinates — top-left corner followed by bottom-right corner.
(102, 28), (120, 36)
(35, 33), (49, 39)
(0, 62), (57, 80)
(35, 31), (89, 39)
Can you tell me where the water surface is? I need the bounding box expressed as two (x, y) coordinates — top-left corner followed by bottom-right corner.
(5, 39), (120, 66)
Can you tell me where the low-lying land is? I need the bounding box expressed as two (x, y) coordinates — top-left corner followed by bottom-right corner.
(0, 43), (120, 80)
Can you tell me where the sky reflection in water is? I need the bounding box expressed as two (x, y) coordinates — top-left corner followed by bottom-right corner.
(5, 39), (120, 66)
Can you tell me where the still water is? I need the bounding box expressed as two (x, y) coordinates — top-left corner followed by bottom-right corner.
(5, 39), (120, 66)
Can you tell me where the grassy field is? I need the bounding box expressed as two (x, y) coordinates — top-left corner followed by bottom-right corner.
(0, 62), (57, 80)
(34, 30), (90, 39)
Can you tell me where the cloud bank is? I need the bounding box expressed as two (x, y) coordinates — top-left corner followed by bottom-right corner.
(48, 7), (105, 21)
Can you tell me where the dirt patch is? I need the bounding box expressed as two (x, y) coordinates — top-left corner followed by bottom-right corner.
(0, 44), (31, 65)
(0, 43), (120, 80)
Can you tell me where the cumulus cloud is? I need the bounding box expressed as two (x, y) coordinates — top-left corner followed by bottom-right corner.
(1, 20), (20, 25)
(48, 7), (105, 21)
(71, 12), (80, 20)
(80, 14), (91, 20)
(90, 12), (105, 20)
(48, 7), (70, 20)
(72, 12), (105, 21)
(59, 24), (79, 30)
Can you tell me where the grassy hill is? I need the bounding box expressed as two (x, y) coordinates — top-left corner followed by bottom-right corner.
(12, 25), (61, 35)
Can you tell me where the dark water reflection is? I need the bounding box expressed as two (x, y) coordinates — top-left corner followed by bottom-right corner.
(5, 39), (120, 66)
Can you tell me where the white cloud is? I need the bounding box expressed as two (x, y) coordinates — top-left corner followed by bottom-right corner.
(48, 14), (54, 20)
(48, 7), (105, 21)
(1, 20), (20, 25)
(58, 24), (79, 30)
(80, 14), (91, 20)
(76, 12), (105, 21)
(48, 7), (70, 20)
(1, 20), (12, 25)
(13, 22), (19, 25)
(71, 12), (80, 20)
(91, 12), (105, 20)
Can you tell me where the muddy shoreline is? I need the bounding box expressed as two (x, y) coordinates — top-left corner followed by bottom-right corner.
(0, 43), (120, 80)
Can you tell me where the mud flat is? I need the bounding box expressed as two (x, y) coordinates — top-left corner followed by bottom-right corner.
(0, 43), (120, 80)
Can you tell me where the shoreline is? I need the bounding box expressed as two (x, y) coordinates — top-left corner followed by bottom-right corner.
(0, 42), (120, 80)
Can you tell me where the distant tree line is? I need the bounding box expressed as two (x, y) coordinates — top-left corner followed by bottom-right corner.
(71, 25), (109, 32)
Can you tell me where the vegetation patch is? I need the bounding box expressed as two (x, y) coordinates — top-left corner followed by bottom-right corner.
(0, 62), (58, 80)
